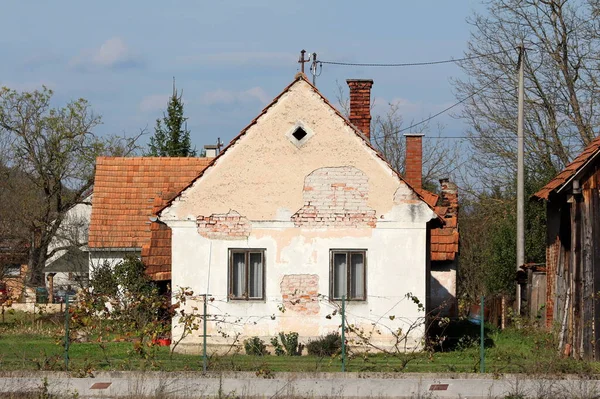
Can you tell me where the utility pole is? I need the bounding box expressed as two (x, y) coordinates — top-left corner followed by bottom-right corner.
(298, 49), (310, 74)
(516, 44), (525, 315)
(216, 137), (223, 155)
(202, 294), (208, 372)
(310, 52), (318, 86)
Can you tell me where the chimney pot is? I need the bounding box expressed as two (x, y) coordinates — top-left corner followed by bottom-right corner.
(204, 145), (218, 158)
(346, 79), (374, 139)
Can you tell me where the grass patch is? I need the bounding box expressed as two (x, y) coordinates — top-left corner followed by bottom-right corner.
(1, 315), (598, 374)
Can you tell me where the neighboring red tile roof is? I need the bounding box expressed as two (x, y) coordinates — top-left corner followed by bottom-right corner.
(416, 189), (439, 208)
(89, 157), (211, 279)
(534, 136), (600, 200)
(425, 183), (459, 262)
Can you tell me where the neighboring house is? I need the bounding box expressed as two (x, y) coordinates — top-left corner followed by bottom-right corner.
(44, 193), (92, 299)
(401, 135), (459, 318)
(157, 74), (446, 352)
(533, 136), (600, 360)
(87, 157), (213, 289)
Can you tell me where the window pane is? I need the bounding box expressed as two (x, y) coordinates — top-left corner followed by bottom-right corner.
(248, 252), (263, 298)
(333, 253), (347, 299)
(231, 252), (245, 298)
(350, 253), (365, 300)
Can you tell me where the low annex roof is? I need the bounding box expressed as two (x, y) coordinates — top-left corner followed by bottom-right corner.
(534, 136), (600, 200)
(88, 157), (212, 250)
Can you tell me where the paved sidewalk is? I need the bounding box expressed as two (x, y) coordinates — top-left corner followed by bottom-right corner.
(0, 371), (598, 398)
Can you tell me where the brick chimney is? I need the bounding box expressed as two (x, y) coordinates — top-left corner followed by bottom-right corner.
(346, 79), (374, 139)
(404, 133), (424, 190)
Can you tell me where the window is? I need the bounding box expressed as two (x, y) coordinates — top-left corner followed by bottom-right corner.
(286, 121), (314, 148)
(3, 264), (21, 277)
(330, 250), (366, 300)
(292, 127), (308, 141)
(229, 249), (265, 300)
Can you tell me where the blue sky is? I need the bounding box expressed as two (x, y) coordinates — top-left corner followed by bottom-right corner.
(0, 1), (483, 151)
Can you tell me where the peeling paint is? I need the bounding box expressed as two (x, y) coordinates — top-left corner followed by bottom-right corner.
(281, 274), (320, 315)
(292, 167), (377, 228)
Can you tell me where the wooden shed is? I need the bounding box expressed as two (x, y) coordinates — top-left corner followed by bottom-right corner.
(533, 136), (600, 360)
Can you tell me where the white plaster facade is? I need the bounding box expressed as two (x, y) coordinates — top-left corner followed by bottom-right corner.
(160, 76), (438, 352)
(44, 194), (92, 291)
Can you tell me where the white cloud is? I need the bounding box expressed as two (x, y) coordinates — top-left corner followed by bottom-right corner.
(139, 94), (170, 113)
(178, 51), (295, 67)
(200, 87), (270, 106)
(70, 37), (143, 71)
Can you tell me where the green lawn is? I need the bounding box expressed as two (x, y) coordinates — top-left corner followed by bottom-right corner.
(0, 312), (597, 374)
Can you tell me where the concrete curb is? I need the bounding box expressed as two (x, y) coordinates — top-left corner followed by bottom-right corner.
(1, 372), (600, 398)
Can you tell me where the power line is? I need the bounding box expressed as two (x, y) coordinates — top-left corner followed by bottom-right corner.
(378, 74), (505, 137)
(318, 50), (509, 68)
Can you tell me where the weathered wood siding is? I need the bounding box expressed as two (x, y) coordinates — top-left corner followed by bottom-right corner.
(547, 165), (600, 360)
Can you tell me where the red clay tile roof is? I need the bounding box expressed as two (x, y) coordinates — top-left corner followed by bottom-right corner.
(88, 156), (211, 250)
(426, 186), (459, 262)
(534, 136), (600, 200)
(416, 189), (439, 208)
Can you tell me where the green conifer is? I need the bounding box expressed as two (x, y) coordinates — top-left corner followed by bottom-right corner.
(147, 79), (196, 157)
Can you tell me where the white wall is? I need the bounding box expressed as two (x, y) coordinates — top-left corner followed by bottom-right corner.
(46, 194), (92, 265)
(88, 250), (141, 276)
(169, 220), (429, 353)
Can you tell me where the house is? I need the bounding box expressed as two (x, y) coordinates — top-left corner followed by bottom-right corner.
(87, 157), (213, 289)
(157, 73), (448, 352)
(402, 135), (459, 317)
(44, 193), (93, 301)
(533, 136), (600, 360)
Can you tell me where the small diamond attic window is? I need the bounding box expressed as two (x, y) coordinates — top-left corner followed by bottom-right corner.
(292, 127), (308, 141)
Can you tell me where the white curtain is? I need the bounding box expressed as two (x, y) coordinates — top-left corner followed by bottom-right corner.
(248, 253), (263, 298)
(350, 253), (365, 299)
(232, 253), (245, 298)
(333, 253), (347, 299)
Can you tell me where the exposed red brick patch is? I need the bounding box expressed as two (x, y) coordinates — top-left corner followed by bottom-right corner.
(197, 210), (251, 240)
(292, 167), (376, 228)
(281, 274), (319, 315)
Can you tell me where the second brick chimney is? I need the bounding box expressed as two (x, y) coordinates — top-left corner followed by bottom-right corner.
(404, 133), (424, 190)
(346, 79), (374, 139)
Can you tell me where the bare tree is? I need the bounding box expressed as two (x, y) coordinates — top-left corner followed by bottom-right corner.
(0, 86), (140, 286)
(336, 82), (462, 191)
(454, 0), (600, 186)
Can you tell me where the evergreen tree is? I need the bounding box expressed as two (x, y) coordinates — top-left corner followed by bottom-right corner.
(147, 79), (196, 157)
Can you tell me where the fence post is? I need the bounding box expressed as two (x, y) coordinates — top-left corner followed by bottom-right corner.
(480, 295), (485, 373)
(203, 294), (208, 373)
(341, 295), (346, 372)
(64, 294), (70, 371)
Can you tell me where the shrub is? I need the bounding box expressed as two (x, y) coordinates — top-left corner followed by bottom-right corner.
(244, 336), (269, 356)
(306, 332), (342, 357)
(270, 332), (304, 356)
